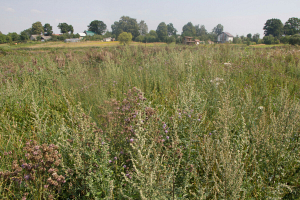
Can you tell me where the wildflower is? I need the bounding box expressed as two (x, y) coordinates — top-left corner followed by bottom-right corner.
(258, 106), (264, 110)
(133, 115), (136, 118)
(102, 142), (105, 145)
(163, 124), (167, 129)
(166, 136), (169, 140)
(114, 157), (117, 160)
(162, 139), (165, 142)
(44, 185), (49, 188)
(120, 151), (124, 154)
(165, 130), (168, 133)
(109, 160), (112, 163)
(24, 175), (30, 180)
(123, 165), (126, 168)
(188, 115), (191, 118)
(224, 62), (231, 66)
(198, 119), (201, 121)
(209, 133), (212, 135)
(126, 174), (130, 177)
(130, 139), (134, 143)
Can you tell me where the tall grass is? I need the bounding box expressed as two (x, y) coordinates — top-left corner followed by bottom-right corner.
(0, 44), (300, 199)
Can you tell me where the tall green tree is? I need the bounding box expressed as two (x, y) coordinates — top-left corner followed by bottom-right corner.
(284, 17), (300, 35)
(44, 23), (53, 36)
(111, 16), (140, 40)
(212, 24), (223, 35)
(263, 18), (283, 38)
(167, 23), (177, 36)
(182, 22), (196, 37)
(156, 22), (168, 41)
(138, 20), (148, 36)
(88, 20), (107, 35)
(31, 21), (44, 35)
(247, 33), (252, 39)
(195, 25), (207, 37)
(20, 30), (29, 41)
(252, 33), (260, 43)
(58, 23), (74, 34)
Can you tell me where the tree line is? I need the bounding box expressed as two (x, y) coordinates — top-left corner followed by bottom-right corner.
(0, 16), (299, 45)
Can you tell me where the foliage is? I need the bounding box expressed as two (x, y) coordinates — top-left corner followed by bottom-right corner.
(31, 21), (44, 35)
(44, 23), (53, 36)
(20, 31), (29, 41)
(289, 34), (300, 45)
(1, 45), (300, 199)
(88, 20), (107, 35)
(118, 32), (132, 45)
(7, 32), (19, 42)
(284, 17), (300, 35)
(57, 23), (74, 34)
(156, 22), (168, 42)
(212, 24), (224, 35)
(182, 22), (196, 37)
(111, 16), (140, 40)
(167, 23), (177, 36)
(138, 20), (148, 36)
(263, 18), (284, 38)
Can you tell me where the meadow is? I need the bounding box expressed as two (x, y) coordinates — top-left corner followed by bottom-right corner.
(0, 43), (300, 199)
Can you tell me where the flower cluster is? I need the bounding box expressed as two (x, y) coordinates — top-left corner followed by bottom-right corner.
(0, 140), (65, 199)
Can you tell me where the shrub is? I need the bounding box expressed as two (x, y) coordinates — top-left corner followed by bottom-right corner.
(289, 34), (300, 45)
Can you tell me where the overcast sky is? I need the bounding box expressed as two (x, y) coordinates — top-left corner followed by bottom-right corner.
(0, 0), (299, 37)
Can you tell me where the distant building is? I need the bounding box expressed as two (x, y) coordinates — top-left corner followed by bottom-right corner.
(78, 33), (86, 39)
(64, 38), (81, 43)
(85, 31), (96, 36)
(30, 35), (52, 41)
(217, 32), (233, 43)
(103, 37), (112, 42)
(194, 39), (205, 45)
(182, 36), (195, 45)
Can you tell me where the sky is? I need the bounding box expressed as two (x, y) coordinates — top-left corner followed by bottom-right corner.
(0, 0), (299, 38)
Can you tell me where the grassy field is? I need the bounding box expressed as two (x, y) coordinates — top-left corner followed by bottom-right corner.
(0, 44), (300, 199)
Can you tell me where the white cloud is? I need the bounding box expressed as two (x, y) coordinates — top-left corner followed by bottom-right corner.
(31, 9), (44, 14)
(5, 7), (15, 12)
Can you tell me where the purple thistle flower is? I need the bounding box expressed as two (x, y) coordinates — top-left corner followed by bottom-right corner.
(163, 124), (167, 129)
(120, 151), (124, 154)
(165, 130), (168, 133)
(209, 133), (212, 135)
(166, 136), (169, 140)
(130, 139), (134, 143)
(109, 160), (112, 163)
(114, 157), (117, 160)
(133, 115), (136, 118)
(126, 174), (130, 177)
(123, 165), (126, 168)
(24, 175), (30, 180)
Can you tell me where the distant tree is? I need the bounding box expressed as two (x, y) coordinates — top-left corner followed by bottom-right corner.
(263, 35), (275, 44)
(212, 24), (224, 35)
(0, 31), (2, 34)
(149, 30), (158, 38)
(58, 23), (74, 34)
(263, 18), (283, 38)
(44, 23), (53, 36)
(31, 21), (44, 35)
(195, 25), (207, 37)
(6, 36), (12, 43)
(138, 20), (148, 36)
(118, 32), (132, 45)
(233, 35), (242, 44)
(135, 35), (145, 42)
(252, 33), (260, 43)
(284, 17), (300, 35)
(247, 33), (252, 40)
(156, 22), (168, 41)
(182, 22), (196, 37)
(88, 20), (107, 35)
(111, 16), (140, 40)
(289, 34), (300, 45)
(20, 30), (29, 41)
(0, 34), (6, 44)
(7, 32), (19, 41)
(167, 23), (177, 36)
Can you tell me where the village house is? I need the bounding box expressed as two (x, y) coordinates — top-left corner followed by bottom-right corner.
(78, 33), (86, 40)
(30, 35), (52, 41)
(64, 38), (81, 43)
(182, 36), (195, 45)
(103, 37), (112, 42)
(217, 32), (234, 43)
(85, 31), (96, 36)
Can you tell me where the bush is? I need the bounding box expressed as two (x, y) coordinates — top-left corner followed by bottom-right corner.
(263, 35), (275, 44)
(289, 34), (300, 45)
